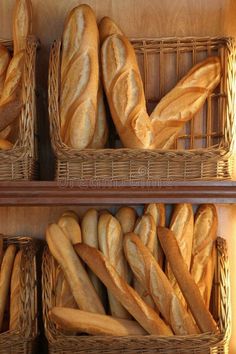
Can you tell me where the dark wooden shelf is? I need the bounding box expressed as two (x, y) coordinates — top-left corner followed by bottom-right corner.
(0, 180), (235, 205)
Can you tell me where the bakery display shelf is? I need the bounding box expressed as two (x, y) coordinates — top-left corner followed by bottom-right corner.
(0, 180), (236, 205)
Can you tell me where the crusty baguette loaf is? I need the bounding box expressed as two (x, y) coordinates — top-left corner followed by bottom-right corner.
(50, 307), (147, 336)
(191, 204), (218, 308)
(13, 0), (32, 55)
(115, 207), (137, 234)
(157, 226), (218, 333)
(133, 214), (157, 308)
(60, 4), (99, 149)
(61, 210), (78, 221)
(0, 235), (3, 266)
(98, 213), (130, 319)
(150, 58), (221, 149)
(74, 243), (173, 335)
(166, 204), (194, 307)
(88, 84), (108, 148)
(81, 208), (106, 305)
(124, 233), (198, 335)
(46, 223), (105, 314)
(0, 45), (10, 97)
(58, 215), (82, 244)
(0, 245), (17, 331)
(9, 250), (23, 330)
(0, 50), (24, 132)
(144, 203), (165, 266)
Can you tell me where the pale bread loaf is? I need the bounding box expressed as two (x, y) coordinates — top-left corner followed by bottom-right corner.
(74, 243), (173, 335)
(10, 250), (23, 330)
(13, 0), (32, 55)
(58, 215), (82, 244)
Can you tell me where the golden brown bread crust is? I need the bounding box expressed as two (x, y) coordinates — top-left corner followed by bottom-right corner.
(60, 4), (99, 149)
(124, 233), (198, 335)
(46, 223), (105, 314)
(157, 226), (219, 334)
(74, 243), (173, 335)
(13, 0), (32, 55)
(115, 206), (137, 234)
(166, 204), (194, 307)
(50, 307), (147, 336)
(0, 45), (10, 98)
(98, 213), (130, 319)
(0, 245), (17, 331)
(58, 215), (82, 245)
(0, 235), (3, 266)
(191, 204), (218, 308)
(9, 250), (23, 330)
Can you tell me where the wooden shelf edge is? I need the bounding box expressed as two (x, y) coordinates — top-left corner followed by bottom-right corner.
(0, 180), (235, 205)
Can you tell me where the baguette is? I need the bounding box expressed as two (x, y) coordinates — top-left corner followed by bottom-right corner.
(98, 213), (130, 319)
(50, 307), (147, 336)
(13, 0), (32, 55)
(166, 204), (194, 307)
(144, 203), (165, 266)
(0, 245), (17, 331)
(0, 45), (10, 97)
(9, 250), (23, 330)
(46, 223), (105, 314)
(81, 208), (106, 305)
(60, 4), (99, 148)
(0, 235), (3, 266)
(115, 207), (137, 234)
(58, 215), (82, 244)
(191, 204), (218, 308)
(157, 226), (218, 333)
(75, 243), (173, 335)
(124, 233), (198, 335)
(61, 210), (78, 221)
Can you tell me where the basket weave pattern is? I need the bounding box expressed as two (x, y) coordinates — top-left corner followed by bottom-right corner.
(0, 236), (38, 354)
(42, 237), (231, 354)
(0, 37), (38, 180)
(49, 37), (236, 182)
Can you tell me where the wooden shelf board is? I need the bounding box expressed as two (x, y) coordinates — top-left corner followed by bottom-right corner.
(0, 180), (235, 205)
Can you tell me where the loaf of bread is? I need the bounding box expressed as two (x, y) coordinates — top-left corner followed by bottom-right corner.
(0, 245), (17, 331)
(81, 208), (106, 305)
(115, 207), (137, 234)
(74, 243), (173, 335)
(9, 250), (23, 330)
(50, 307), (147, 336)
(60, 4), (99, 149)
(0, 235), (3, 266)
(46, 223), (105, 314)
(13, 0), (32, 55)
(124, 233), (198, 335)
(58, 214), (82, 244)
(98, 213), (130, 319)
(61, 210), (78, 220)
(157, 226), (218, 333)
(55, 268), (77, 308)
(150, 58), (221, 149)
(191, 204), (218, 308)
(166, 204), (194, 307)
(0, 45), (10, 98)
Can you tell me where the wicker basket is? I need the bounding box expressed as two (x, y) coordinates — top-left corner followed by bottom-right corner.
(49, 36), (235, 182)
(42, 237), (231, 354)
(0, 37), (38, 180)
(0, 236), (38, 354)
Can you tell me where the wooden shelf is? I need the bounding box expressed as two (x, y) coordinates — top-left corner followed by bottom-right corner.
(0, 180), (235, 205)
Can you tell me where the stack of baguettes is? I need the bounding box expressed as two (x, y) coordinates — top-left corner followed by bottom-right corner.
(46, 203), (219, 337)
(0, 0), (33, 148)
(59, 4), (221, 150)
(0, 235), (24, 333)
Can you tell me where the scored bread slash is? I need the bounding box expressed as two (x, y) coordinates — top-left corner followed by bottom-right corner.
(157, 226), (219, 334)
(74, 242), (173, 335)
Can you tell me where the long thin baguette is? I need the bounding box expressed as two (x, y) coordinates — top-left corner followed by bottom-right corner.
(60, 4), (99, 148)
(191, 204), (218, 308)
(61, 210), (78, 221)
(144, 203), (165, 266)
(0, 45), (10, 97)
(0, 245), (17, 331)
(98, 213), (130, 319)
(157, 226), (219, 333)
(166, 204), (194, 307)
(115, 207), (137, 234)
(13, 0), (32, 55)
(75, 243), (173, 335)
(58, 215), (82, 244)
(50, 307), (147, 336)
(81, 209), (106, 306)
(46, 223), (105, 314)
(124, 233), (198, 335)
(10, 250), (23, 330)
